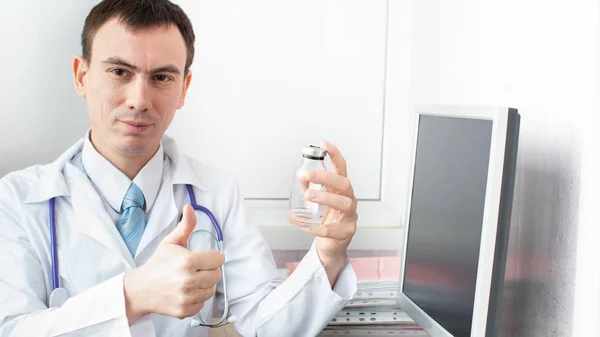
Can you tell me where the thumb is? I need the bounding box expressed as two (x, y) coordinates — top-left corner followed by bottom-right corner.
(162, 204), (196, 247)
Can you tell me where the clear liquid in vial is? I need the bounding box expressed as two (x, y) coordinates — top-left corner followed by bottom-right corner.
(288, 208), (322, 228)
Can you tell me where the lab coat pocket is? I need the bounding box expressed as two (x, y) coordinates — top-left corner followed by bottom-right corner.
(60, 232), (129, 295)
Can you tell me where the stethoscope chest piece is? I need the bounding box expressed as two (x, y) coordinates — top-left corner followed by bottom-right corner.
(49, 287), (70, 308)
(187, 229), (219, 251)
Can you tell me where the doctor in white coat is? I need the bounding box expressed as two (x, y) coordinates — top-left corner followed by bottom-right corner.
(0, 0), (359, 336)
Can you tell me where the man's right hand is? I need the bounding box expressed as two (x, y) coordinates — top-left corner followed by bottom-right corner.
(123, 205), (225, 324)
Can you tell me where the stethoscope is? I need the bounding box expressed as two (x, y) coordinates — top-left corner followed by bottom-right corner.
(48, 184), (236, 328)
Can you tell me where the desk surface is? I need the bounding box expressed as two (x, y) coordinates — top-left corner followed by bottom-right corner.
(209, 324), (241, 337)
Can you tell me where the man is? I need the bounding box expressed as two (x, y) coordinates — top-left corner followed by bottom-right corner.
(0, 0), (358, 336)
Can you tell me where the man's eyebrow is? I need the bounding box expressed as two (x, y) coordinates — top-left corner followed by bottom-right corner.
(150, 65), (181, 75)
(102, 57), (140, 72)
(102, 57), (181, 75)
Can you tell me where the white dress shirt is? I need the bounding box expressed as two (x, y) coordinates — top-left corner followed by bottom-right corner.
(73, 131), (164, 227)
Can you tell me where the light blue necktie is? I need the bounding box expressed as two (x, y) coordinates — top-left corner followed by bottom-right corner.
(117, 183), (147, 257)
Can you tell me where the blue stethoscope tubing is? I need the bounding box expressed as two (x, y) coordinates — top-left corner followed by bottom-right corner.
(48, 184), (235, 328)
(49, 198), (59, 292)
(186, 184), (223, 241)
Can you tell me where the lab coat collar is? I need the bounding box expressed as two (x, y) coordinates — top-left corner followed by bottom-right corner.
(24, 139), (84, 204)
(81, 132), (165, 212)
(24, 134), (210, 204)
(162, 134), (211, 191)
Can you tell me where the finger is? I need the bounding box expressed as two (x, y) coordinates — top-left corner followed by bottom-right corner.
(320, 141), (347, 177)
(302, 222), (356, 241)
(162, 205), (197, 247)
(297, 173), (310, 193)
(190, 285), (217, 305)
(304, 171), (354, 197)
(180, 285), (215, 310)
(195, 269), (222, 289)
(173, 300), (204, 320)
(188, 249), (225, 270)
(288, 210), (324, 227)
(305, 190), (355, 213)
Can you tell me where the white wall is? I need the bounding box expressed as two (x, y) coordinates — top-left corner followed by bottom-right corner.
(409, 0), (598, 336)
(573, 2), (600, 335)
(0, 1), (96, 175)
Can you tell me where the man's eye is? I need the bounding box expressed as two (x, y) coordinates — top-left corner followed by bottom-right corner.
(111, 69), (128, 77)
(154, 75), (170, 82)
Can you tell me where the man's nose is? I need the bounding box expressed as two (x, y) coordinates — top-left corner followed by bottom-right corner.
(126, 77), (150, 112)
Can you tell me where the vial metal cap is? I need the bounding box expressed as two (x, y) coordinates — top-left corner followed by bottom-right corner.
(302, 145), (327, 159)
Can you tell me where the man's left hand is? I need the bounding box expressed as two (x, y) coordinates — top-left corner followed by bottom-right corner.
(290, 141), (358, 286)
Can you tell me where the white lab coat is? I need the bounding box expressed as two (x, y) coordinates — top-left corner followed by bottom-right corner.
(0, 135), (357, 337)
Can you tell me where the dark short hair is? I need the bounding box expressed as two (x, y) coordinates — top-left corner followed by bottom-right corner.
(81, 0), (195, 74)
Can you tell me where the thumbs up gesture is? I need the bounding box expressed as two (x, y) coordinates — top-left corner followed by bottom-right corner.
(123, 205), (225, 323)
(162, 205), (198, 246)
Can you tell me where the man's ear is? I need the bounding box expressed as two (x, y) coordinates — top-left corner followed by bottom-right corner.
(73, 55), (88, 98)
(177, 70), (193, 109)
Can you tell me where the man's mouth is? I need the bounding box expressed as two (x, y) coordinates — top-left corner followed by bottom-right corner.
(120, 121), (153, 133)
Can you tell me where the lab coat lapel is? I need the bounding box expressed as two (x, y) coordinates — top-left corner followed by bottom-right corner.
(135, 136), (213, 256)
(23, 139), (83, 204)
(65, 164), (136, 268)
(136, 171), (178, 255)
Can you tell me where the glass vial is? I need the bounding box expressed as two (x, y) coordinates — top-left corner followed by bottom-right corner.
(288, 145), (327, 228)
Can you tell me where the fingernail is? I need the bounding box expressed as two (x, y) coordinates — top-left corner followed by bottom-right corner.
(308, 190), (318, 200)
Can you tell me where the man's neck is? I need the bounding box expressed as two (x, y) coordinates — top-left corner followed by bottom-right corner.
(89, 133), (157, 181)
(106, 153), (149, 181)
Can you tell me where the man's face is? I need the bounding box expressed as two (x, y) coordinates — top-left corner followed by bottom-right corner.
(73, 18), (191, 159)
